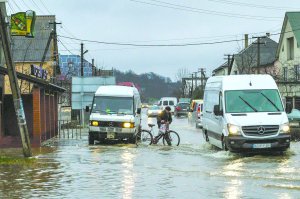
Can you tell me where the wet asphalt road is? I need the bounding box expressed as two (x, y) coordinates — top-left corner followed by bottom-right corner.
(1, 110), (300, 199)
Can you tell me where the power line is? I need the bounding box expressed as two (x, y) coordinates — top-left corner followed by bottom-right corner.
(11, 0), (22, 11)
(19, 0), (31, 10)
(30, 0), (45, 14)
(207, 0), (300, 11)
(58, 34), (244, 47)
(58, 38), (77, 55)
(129, 0), (281, 21)
(57, 26), (300, 48)
(38, 0), (52, 14)
(7, 1), (15, 13)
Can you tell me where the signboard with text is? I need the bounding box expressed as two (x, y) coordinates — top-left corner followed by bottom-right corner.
(11, 10), (36, 37)
(30, 65), (48, 80)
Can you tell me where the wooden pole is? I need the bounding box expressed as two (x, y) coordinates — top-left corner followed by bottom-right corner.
(0, 3), (32, 157)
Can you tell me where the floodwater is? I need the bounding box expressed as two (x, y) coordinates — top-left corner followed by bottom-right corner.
(1, 110), (300, 199)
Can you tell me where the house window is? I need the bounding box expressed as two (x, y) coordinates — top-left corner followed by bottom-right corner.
(295, 65), (300, 81)
(283, 67), (288, 81)
(287, 37), (294, 60)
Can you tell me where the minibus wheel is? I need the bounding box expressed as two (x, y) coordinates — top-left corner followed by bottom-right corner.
(222, 136), (228, 151)
(89, 134), (94, 145)
(203, 130), (209, 142)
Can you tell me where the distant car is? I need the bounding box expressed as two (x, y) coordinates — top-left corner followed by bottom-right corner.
(287, 109), (300, 140)
(174, 102), (190, 117)
(147, 105), (162, 117)
(188, 100), (203, 128)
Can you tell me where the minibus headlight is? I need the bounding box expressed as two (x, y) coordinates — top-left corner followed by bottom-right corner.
(158, 110), (162, 114)
(280, 123), (290, 134)
(227, 124), (241, 135)
(91, 121), (99, 126)
(123, 122), (134, 128)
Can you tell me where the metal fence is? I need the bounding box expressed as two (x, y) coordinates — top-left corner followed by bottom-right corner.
(58, 120), (85, 139)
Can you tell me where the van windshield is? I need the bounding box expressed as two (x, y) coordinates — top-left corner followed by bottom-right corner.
(92, 96), (133, 115)
(225, 89), (284, 113)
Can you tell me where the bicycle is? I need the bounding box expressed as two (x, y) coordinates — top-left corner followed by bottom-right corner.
(135, 123), (180, 146)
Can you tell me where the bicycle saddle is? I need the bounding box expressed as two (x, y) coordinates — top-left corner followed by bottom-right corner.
(148, 124), (156, 127)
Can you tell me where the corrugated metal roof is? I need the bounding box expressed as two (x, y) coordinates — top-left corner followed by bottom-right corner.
(11, 15), (55, 62)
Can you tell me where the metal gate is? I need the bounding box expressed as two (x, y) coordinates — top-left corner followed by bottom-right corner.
(58, 120), (86, 139)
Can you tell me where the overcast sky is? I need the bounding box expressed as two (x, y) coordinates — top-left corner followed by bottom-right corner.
(8, 0), (300, 81)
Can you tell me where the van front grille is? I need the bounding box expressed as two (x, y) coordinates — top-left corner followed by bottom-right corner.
(100, 121), (123, 128)
(242, 125), (279, 136)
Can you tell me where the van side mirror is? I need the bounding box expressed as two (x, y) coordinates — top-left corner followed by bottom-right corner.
(286, 102), (292, 114)
(85, 106), (90, 112)
(213, 105), (222, 116)
(137, 108), (141, 114)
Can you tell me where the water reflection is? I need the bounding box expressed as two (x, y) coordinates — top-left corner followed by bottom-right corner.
(222, 160), (243, 199)
(121, 150), (136, 199)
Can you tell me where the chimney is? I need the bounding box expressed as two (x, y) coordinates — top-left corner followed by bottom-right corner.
(266, 32), (270, 37)
(244, 34), (248, 49)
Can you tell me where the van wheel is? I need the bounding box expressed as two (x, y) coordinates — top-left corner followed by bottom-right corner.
(203, 130), (209, 142)
(89, 134), (94, 145)
(222, 137), (228, 151)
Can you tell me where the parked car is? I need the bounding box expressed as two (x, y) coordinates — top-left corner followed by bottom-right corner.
(147, 105), (162, 117)
(188, 99), (203, 128)
(287, 109), (300, 140)
(174, 102), (190, 117)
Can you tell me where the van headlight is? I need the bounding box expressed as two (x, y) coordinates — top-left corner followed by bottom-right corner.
(280, 123), (290, 134)
(227, 124), (241, 135)
(90, 121), (99, 126)
(123, 122), (134, 128)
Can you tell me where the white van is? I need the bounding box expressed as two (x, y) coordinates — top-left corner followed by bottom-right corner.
(159, 97), (178, 113)
(202, 75), (291, 152)
(87, 85), (141, 144)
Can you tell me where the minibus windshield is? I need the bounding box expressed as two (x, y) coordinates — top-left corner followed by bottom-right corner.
(92, 96), (134, 115)
(225, 89), (284, 113)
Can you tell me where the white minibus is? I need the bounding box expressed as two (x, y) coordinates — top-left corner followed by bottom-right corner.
(202, 75), (291, 152)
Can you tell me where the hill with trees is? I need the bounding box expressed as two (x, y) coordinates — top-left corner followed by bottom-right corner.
(114, 70), (181, 103)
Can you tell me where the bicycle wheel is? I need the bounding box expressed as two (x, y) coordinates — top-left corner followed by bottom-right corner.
(136, 130), (153, 146)
(163, 130), (180, 146)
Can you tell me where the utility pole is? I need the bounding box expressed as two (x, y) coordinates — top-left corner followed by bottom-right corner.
(92, 58), (95, 76)
(81, 43), (84, 76)
(49, 21), (61, 83)
(224, 54), (233, 75)
(253, 36), (266, 74)
(0, 4), (31, 157)
(194, 72), (198, 88)
(199, 68), (206, 93)
(80, 43), (88, 77)
(191, 73), (194, 98)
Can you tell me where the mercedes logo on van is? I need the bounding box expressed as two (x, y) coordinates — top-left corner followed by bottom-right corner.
(257, 126), (265, 135)
(109, 122), (114, 127)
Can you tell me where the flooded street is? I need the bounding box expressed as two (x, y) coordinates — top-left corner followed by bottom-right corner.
(1, 111), (300, 199)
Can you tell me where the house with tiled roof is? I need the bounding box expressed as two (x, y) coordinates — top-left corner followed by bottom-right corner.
(275, 12), (300, 109)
